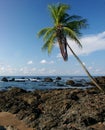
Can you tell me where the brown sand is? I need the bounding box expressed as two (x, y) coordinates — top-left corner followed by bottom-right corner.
(0, 112), (34, 130)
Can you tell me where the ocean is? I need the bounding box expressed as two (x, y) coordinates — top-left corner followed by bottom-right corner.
(0, 76), (92, 91)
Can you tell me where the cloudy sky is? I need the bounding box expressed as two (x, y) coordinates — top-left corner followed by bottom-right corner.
(0, 0), (105, 76)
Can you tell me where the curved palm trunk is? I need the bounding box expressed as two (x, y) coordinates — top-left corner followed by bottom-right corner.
(67, 43), (104, 92)
(58, 38), (68, 61)
(56, 28), (68, 61)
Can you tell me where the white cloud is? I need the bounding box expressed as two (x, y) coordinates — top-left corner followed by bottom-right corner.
(67, 31), (105, 56)
(40, 59), (47, 64)
(40, 59), (54, 64)
(56, 31), (105, 57)
(0, 65), (17, 75)
(27, 60), (33, 65)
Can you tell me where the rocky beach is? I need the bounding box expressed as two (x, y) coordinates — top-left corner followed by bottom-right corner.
(0, 76), (105, 130)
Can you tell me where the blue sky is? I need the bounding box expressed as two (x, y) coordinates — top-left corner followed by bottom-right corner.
(0, 0), (105, 76)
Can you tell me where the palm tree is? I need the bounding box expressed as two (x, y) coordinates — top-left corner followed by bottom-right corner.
(38, 3), (104, 92)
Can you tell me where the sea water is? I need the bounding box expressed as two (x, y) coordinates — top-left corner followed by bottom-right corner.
(0, 76), (92, 91)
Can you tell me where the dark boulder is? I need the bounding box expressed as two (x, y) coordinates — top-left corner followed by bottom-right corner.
(9, 78), (15, 82)
(1, 77), (8, 82)
(66, 80), (75, 85)
(56, 77), (61, 80)
(44, 77), (53, 82)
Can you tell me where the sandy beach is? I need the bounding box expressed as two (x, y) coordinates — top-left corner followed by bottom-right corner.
(0, 112), (34, 130)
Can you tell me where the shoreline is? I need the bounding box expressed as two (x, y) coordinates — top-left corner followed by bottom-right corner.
(0, 75), (98, 91)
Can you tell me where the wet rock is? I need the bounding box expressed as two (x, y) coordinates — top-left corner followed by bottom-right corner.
(56, 77), (61, 80)
(66, 80), (75, 85)
(44, 77), (53, 82)
(1, 77), (8, 82)
(9, 78), (15, 82)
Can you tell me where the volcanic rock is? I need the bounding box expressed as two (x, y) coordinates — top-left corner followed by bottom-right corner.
(0, 87), (105, 130)
(44, 77), (53, 82)
(1, 77), (8, 82)
(66, 80), (75, 85)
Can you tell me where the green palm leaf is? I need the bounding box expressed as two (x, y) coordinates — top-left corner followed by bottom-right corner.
(57, 4), (70, 23)
(38, 28), (51, 38)
(67, 19), (88, 29)
(43, 27), (55, 41)
(48, 5), (58, 24)
(64, 27), (82, 47)
(38, 3), (88, 54)
(42, 33), (56, 53)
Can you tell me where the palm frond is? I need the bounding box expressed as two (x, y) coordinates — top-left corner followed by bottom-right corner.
(43, 27), (55, 41)
(38, 28), (51, 38)
(65, 18), (88, 37)
(48, 3), (70, 25)
(38, 3), (88, 59)
(61, 13), (71, 23)
(42, 33), (57, 53)
(64, 27), (82, 48)
(58, 4), (70, 19)
(78, 19), (88, 28)
(48, 5), (58, 24)
(67, 19), (88, 29)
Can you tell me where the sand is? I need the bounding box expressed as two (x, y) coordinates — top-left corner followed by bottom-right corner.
(0, 112), (34, 130)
